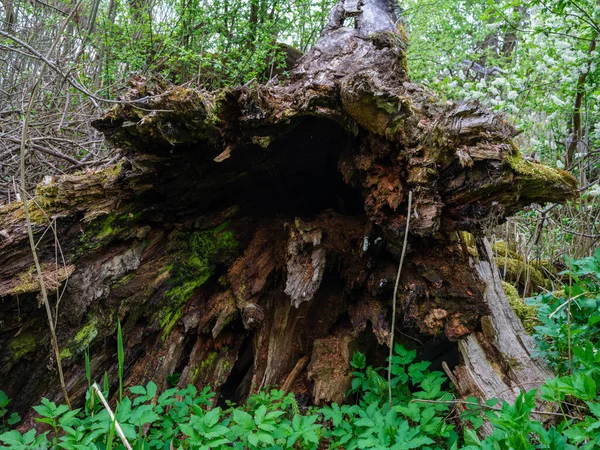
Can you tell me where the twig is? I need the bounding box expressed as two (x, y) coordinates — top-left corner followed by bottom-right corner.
(567, 254), (573, 374)
(25, 190), (71, 328)
(5, 136), (80, 164)
(282, 355), (310, 393)
(0, 29), (165, 107)
(442, 361), (458, 386)
(388, 190), (413, 407)
(410, 398), (580, 420)
(91, 383), (133, 450)
(547, 291), (599, 318)
(18, 0), (86, 411)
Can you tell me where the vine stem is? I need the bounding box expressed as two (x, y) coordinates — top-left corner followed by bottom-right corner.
(388, 190), (413, 407)
(567, 250), (573, 375)
(18, 0), (86, 410)
(410, 399), (580, 420)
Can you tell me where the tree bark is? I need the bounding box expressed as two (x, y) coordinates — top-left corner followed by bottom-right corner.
(0, 0), (577, 426)
(1, 0), (15, 32)
(566, 36), (597, 167)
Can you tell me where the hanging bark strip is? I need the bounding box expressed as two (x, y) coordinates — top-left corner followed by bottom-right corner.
(0, 0), (577, 424)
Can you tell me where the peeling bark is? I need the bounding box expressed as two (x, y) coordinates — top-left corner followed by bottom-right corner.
(453, 237), (556, 433)
(0, 0), (578, 427)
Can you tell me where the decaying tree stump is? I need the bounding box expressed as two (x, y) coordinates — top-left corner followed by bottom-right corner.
(0, 0), (577, 424)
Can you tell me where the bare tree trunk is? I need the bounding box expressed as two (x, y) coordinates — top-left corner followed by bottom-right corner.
(567, 36), (597, 167)
(1, 0), (15, 32)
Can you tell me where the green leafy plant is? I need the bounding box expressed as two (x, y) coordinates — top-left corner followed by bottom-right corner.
(0, 391), (19, 432)
(529, 249), (600, 374)
(117, 321), (124, 402)
(0, 343), (456, 449)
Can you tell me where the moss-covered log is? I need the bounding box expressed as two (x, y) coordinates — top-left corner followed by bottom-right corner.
(0, 0), (576, 427)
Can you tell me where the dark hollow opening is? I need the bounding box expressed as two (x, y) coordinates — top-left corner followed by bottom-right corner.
(148, 117), (365, 221)
(415, 335), (460, 381)
(217, 334), (255, 406)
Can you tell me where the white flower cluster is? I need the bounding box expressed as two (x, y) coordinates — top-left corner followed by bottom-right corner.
(586, 184), (600, 198)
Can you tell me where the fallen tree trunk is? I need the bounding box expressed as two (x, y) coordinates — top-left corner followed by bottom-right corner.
(0, 0), (576, 423)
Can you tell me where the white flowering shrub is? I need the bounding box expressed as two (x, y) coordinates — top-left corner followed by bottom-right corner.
(405, 0), (599, 169)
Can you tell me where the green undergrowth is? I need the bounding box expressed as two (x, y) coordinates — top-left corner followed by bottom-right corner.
(0, 345), (459, 450)
(527, 249), (600, 375)
(3, 342), (600, 449)
(4, 253), (600, 449)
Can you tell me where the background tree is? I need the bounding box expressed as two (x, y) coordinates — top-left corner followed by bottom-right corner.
(404, 0), (600, 261)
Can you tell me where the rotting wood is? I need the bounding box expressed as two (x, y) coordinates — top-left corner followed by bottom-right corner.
(282, 355), (310, 393)
(0, 0), (577, 427)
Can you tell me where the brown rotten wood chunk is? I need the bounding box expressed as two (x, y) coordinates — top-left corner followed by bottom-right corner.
(0, 0), (575, 424)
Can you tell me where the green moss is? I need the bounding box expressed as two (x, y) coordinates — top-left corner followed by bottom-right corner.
(492, 241), (556, 278)
(35, 179), (59, 208)
(198, 352), (217, 372)
(352, 93), (411, 137)
(99, 161), (124, 180)
(340, 72), (413, 138)
(251, 136), (273, 148)
(59, 318), (98, 359)
(35, 163), (124, 211)
(188, 352), (219, 382)
(395, 23), (409, 43)
(159, 222), (238, 339)
(79, 210), (143, 253)
(97, 214), (117, 240)
(491, 241), (520, 261)
(119, 211), (142, 222)
(501, 281), (539, 333)
(160, 299), (187, 338)
(496, 256), (545, 291)
(9, 333), (37, 360)
(8, 263), (73, 296)
(221, 359), (231, 372)
(89, 211), (143, 240)
(8, 266), (39, 296)
(508, 153), (577, 192)
(3, 200), (46, 225)
(111, 271), (137, 289)
(385, 99), (412, 138)
(80, 213), (116, 245)
(204, 89), (230, 129)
